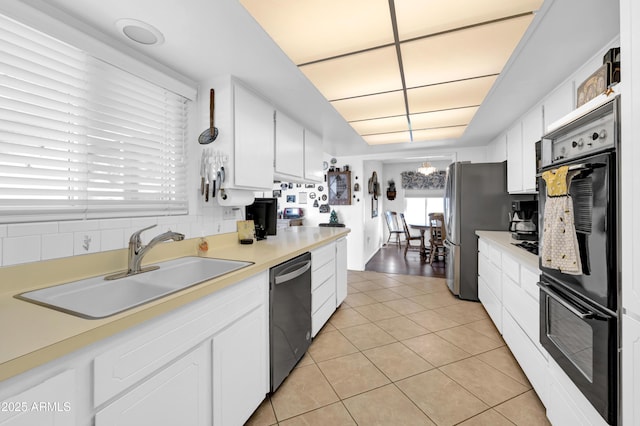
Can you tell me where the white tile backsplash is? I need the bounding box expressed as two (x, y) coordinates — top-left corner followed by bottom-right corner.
(59, 220), (101, 233)
(73, 231), (101, 255)
(101, 229), (125, 251)
(8, 222), (58, 237)
(3, 235), (41, 266)
(99, 218), (132, 230)
(42, 233), (74, 260)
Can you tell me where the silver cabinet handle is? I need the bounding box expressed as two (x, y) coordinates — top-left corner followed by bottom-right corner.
(537, 282), (596, 319)
(275, 261), (311, 285)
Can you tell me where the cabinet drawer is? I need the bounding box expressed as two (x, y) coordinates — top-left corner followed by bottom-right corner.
(478, 238), (489, 255)
(311, 243), (335, 270)
(502, 275), (546, 357)
(312, 259), (335, 291)
(488, 244), (502, 267)
(502, 253), (520, 283)
(479, 253), (501, 301)
(502, 310), (548, 405)
(312, 296), (335, 337)
(312, 276), (335, 313)
(94, 272), (266, 407)
(520, 266), (540, 302)
(478, 278), (502, 334)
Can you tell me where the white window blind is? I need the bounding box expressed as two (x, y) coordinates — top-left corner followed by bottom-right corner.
(0, 13), (189, 223)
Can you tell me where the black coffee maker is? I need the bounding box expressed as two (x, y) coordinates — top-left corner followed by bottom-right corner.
(509, 200), (538, 240)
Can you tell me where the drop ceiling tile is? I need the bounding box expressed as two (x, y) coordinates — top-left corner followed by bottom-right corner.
(350, 116), (409, 135)
(412, 126), (467, 142)
(394, 0), (543, 41)
(407, 76), (497, 114)
(331, 91), (405, 122)
(363, 131), (411, 145)
(299, 46), (402, 100)
(240, 0), (394, 65)
(401, 15), (534, 88)
(410, 107), (479, 130)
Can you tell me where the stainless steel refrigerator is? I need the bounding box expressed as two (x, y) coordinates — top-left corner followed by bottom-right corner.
(443, 161), (511, 301)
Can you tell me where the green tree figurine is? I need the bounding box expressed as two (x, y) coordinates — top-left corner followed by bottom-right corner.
(329, 210), (338, 224)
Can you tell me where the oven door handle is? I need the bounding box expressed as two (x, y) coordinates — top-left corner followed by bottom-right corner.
(537, 282), (597, 319)
(536, 162), (605, 177)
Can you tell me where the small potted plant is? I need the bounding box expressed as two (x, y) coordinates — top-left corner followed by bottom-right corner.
(386, 179), (397, 200)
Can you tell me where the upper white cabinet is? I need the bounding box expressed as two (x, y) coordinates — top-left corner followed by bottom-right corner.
(521, 105), (543, 191)
(274, 110), (304, 180)
(543, 82), (574, 132)
(506, 122), (523, 193)
(304, 129), (324, 183)
(507, 106), (542, 194)
(233, 82), (274, 190)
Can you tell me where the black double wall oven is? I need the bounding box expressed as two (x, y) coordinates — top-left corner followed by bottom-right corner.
(537, 96), (619, 425)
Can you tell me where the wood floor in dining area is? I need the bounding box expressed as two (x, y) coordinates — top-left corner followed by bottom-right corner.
(365, 243), (446, 278)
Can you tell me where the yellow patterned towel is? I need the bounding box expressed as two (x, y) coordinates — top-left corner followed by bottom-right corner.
(541, 166), (582, 275)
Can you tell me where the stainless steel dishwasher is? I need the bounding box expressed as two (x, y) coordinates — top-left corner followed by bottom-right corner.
(269, 252), (312, 392)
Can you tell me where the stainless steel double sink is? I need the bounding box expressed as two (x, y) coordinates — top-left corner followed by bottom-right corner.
(17, 257), (253, 319)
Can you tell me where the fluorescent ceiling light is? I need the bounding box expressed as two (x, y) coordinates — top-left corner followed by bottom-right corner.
(364, 131), (411, 145)
(331, 91), (406, 122)
(299, 46), (401, 100)
(394, 0), (543, 41)
(407, 76), (497, 114)
(239, 1), (541, 146)
(410, 106), (479, 130)
(349, 115), (410, 136)
(401, 15), (534, 88)
(239, 0), (394, 65)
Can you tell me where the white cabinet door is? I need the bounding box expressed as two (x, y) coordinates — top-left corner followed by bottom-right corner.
(0, 370), (75, 426)
(275, 110), (304, 179)
(623, 314), (640, 426)
(521, 105), (543, 192)
(233, 83), (274, 190)
(212, 305), (268, 426)
(335, 237), (348, 306)
(96, 345), (209, 426)
(507, 122), (523, 193)
(543, 82), (574, 132)
(304, 130), (324, 182)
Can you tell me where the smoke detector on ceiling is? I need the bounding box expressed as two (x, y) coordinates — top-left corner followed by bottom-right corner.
(115, 19), (164, 46)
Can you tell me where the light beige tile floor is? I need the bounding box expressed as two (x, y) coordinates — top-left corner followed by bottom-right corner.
(246, 270), (550, 426)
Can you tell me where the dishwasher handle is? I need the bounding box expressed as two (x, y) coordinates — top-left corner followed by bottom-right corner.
(275, 261), (311, 285)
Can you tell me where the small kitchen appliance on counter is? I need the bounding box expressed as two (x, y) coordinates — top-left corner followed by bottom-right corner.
(509, 200), (538, 240)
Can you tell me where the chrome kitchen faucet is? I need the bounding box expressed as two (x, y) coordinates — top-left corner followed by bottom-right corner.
(105, 225), (185, 280)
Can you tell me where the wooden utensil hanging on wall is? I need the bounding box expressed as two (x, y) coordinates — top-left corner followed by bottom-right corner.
(198, 89), (219, 144)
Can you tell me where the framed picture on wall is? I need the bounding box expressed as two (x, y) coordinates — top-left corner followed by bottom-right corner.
(327, 171), (351, 205)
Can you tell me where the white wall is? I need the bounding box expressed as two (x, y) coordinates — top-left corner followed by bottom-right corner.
(362, 160), (384, 267)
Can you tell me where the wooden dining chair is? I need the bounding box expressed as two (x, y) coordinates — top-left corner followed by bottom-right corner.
(428, 213), (446, 264)
(399, 213), (422, 257)
(384, 211), (403, 247)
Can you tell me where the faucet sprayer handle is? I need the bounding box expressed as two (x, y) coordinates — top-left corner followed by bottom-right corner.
(129, 224), (157, 244)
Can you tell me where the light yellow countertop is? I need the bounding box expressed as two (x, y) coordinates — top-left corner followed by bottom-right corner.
(475, 230), (539, 271)
(0, 226), (349, 382)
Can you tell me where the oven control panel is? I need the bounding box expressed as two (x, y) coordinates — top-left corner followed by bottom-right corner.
(550, 111), (616, 164)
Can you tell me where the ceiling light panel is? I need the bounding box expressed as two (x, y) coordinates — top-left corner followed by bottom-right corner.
(239, 0), (394, 65)
(299, 46), (402, 100)
(349, 115), (410, 136)
(363, 131), (411, 145)
(407, 76), (497, 114)
(412, 126), (467, 142)
(410, 106), (479, 130)
(331, 91), (405, 122)
(394, 0), (543, 41)
(401, 15), (534, 88)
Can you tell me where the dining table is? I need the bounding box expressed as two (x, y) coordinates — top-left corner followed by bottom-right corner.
(409, 224), (430, 259)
